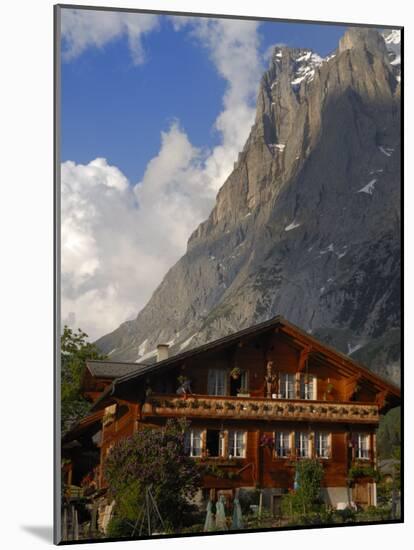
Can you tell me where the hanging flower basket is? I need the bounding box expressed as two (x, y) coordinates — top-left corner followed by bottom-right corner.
(230, 367), (241, 380)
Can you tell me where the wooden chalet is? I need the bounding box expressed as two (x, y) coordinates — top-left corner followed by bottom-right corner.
(62, 316), (400, 520)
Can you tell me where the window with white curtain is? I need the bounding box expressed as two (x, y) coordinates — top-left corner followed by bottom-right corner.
(315, 432), (330, 458)
(275, 431), (291, 458)
(207, 368), (227, 396)
(355, 433), (370, 459)
(295, 432), (310, 458)
(228, 430), (246, 458)
(300, 374), (316, 400)
(184, 429), (203, 457)
(279, 373), (296, 399)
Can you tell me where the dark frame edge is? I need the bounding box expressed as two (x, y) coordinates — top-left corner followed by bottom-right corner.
(399, 25), (404, 526)
(55, 3), (403, 30)
(54, 3), (62, 546)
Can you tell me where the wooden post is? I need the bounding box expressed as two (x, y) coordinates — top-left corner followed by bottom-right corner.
(71, 505), (75, 540)
(258, 491), (263, 519)
(90, 506), (97, 538)
(62, 507), (68, 541)
(74, 508), (79, 541)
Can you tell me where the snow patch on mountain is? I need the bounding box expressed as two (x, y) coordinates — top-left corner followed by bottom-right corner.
(358, 179), (377, 195)
(284, 220), (301, 231)
(347, 342), (363, 355)
(180, 333), (196, 350)
(291, 51), (323, 88)
(379, 146), (394, 157)
(138, 338), (148, 357)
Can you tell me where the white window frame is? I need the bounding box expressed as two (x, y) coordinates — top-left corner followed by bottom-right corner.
(300, 374), (317, 400)
(295, 432), (310, 458)
(275, 431), (291, 458)
(355, 433), (370, 460)
(185, 428), (203, 457)
(239, 370), (249, 392)
(315, 431), (330, 459)
(219, 431), (226, 457)
(208, 368), (228, 396)
(279, 373), (296, 399)
(228, 430), (246, 458)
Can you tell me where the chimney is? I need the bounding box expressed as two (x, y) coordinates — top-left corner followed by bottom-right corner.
(157, 344), (169, 362)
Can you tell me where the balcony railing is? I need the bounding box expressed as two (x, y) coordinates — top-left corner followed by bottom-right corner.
(141, 394), (379, 423)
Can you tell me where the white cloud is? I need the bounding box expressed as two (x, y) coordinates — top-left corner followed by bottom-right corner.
(61, 8), (159, 64)
(61, 125), (214, 340)
(61, 16), (265, 341)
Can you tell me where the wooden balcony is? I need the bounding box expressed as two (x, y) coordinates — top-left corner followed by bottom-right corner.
(141, 394), (379, 424)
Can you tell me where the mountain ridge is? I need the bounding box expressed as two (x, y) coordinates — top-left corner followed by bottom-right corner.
(96, 27), (401, 385)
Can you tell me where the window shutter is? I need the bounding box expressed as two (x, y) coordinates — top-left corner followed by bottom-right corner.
(312, 376), (317, 399)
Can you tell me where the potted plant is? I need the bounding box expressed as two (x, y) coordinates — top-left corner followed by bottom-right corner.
(230, 367), (241, 380)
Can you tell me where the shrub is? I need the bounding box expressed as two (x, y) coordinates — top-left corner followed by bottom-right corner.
(104, 418), (201, 534)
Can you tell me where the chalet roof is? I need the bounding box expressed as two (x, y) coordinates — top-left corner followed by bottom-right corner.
(62, 409), (104, 444)
(90, 315), (400, 410)
(86, 359), (147, 379)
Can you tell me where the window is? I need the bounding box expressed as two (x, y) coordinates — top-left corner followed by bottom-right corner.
(300, 374), (316, 400)
(208, 369), (227, 396)
(184, 429), (202, 457)
(228, 430), (246, 458)
(295, 432), (310, 458)
(275, 431), (291, 458)
(279, 373), (295, 399)
(206, 429), (222, 457)
(355, 433), (370, 460)
(315, 432), (330, 458)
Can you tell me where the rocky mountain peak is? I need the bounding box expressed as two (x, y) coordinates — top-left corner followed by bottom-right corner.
(96, 28), (401, 385)
(339, 27), (387, 55)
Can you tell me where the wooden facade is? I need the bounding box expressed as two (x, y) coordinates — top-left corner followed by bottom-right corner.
(62, 316), (400, 512)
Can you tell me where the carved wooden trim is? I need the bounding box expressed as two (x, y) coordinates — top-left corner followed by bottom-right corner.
(143, 394), (380, 424)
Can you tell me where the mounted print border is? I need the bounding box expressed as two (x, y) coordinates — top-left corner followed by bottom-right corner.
(54, 3), (403, 545)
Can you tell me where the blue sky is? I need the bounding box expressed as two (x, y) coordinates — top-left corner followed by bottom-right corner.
(60, 8), (349, 340)
(61, 14), (346, 184)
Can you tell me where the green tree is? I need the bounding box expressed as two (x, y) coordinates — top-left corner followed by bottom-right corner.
(61, 325), (106, 433)
(105, 419), (201, 536)
(281, 459), (324, 518)
(377, 407), (401, 459)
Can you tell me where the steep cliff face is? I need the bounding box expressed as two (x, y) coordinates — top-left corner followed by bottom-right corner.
(96, 28), (401, 384)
